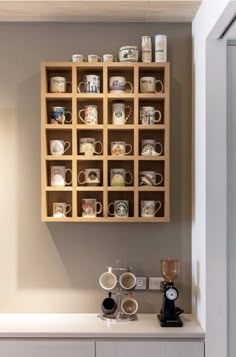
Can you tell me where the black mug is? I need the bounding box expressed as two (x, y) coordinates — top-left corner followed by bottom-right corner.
(101, 293), (117, 315)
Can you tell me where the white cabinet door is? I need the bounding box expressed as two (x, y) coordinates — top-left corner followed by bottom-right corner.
(0, 340), (95, 357)
(96, 341), (204, 357)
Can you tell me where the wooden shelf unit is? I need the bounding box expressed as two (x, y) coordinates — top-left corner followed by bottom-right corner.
(41, 62), (170, 222)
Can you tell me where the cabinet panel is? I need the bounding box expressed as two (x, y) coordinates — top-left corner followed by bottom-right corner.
(0, 340), (95, 357)
(96, 341), (204, 357)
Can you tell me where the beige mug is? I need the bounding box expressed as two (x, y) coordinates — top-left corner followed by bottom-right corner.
(53, 202), (72, 218)
(110, 168), (133, 187)
(111, 141), (132, 156)
(141, 200), (162, 217)
(109, 76), (133, 93)
(79, 138), (103, 156)
(50, 76), (72, 93)
(140, 76), (163, 93)
(121, 297), (138, 315)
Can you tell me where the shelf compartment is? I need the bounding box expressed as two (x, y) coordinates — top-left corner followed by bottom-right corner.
(139, 191), (165, 218)
(77, 160), (103, 187)
(46, 129), (72, 156)
(46, 191), (72, 218)
(77, 191), (103, 218)
(77, 98), (103, 125)
(108, 191), (134, 218)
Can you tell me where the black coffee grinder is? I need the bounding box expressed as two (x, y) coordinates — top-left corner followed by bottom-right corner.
(158, 258), (184, 327)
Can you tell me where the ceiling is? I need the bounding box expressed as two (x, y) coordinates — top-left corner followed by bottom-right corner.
(0, 0), (202, 22)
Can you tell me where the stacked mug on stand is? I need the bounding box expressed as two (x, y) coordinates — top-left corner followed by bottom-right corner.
(99, 265), (138, 321)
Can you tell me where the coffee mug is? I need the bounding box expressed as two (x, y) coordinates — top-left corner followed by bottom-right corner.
(51, 166), (72, 186)
(78, 168), (101, 186)
(102, 54), (116, 62)
(78, 105), (98, 125)
(78, 74), (100, 93)
(121, 297), (138, 316)
(101, 293), (117, 315)
(88, 54), (102, 62)
(53, 202), (72, 218)
(79, 138), (103, 156)
(50, 140), (71, 156)
(140, 106), (162, 125)
(110, 168), (133, 187)
(50, 77), (72, 93)
(81, 198), (102, 218)
(112, 103), (132, 125)
(50, 107), (72, 125)
(72, 54), (86, 62)
(141, 139), (163, 156)
(99, 267), (117, 290)
(140, 76), (164, 93)
(119, 272), (136, 290)
(109, 76), (133, 93)
(111, 141), (132, 156)
(139, 171), (163, 186)
(108, 200), (129, 218)
(141, 200), (162, 217)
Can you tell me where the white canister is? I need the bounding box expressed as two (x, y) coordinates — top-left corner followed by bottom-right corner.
(155, 35), (167, 63)
(141, 36), (152, 62)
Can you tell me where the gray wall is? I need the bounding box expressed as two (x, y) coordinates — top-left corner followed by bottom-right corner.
(0, 22), (191, 313)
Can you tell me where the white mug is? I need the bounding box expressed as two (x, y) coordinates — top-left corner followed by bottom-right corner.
(78, 74), (100, 93)
(111, 141), (132, 156)
(50, 166), (72, 187)
(109, 76), (133, 93)
(50, 140), (71, 156)
(108, 200), (129, 218)
(139, 171), (163, 186)
(82, 198), (102, 218)
(102, 54), (116, 62)
(78, 168), (101, 186)
(112, 103), (132, 125)
(141, 200), (162, 217)
(119, 272), (136, 290)
(79, 138), (103, 156)
(72, 54), (86, 62)
(99, 267), (117, 290)
(88, 54), (102, 62)
(78, 105), (98, 125)
(110, 168), (133, 186)
(140, 76), (164, 93)
(53, 202), (72, 218)
(50, 77), (72, 93)
(140, 106), (162, 125)
(121, 297), (138, 315)
(141, 139), (163, 156)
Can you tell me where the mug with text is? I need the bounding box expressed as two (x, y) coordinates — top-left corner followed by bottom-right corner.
(140, 76), (163, 93)
(78, 74), (100, 93)
(140, 106), (162, 125)
(109, 76), (133, 93)
(108, 200), (129, 218)
(111, 141), (132, 156)
(50, 76), (72, 93)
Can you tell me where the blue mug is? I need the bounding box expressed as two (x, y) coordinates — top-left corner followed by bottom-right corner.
(50, 107), (72, 125)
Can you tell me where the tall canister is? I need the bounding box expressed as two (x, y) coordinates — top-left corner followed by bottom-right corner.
(155, 34), (167, 62)
(141, 36), (152, 62)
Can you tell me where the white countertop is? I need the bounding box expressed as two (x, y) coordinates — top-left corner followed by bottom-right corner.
(0, 314), (204, 339)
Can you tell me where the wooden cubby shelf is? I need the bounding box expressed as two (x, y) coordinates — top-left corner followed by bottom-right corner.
(41, 61), (170, 222)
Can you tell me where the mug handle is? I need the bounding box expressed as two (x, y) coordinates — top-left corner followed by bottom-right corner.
(96, 201), (103, 215)
(77, 171), (86, 184)
(65, 111), (72, 124)
(66, 204), (72, 215)
(77, 81), (85, 93)
(154, 173), (163, 186)
(78, 108), (86, 123)
(124, 143), (132, 155)
(125, 105), (133, 122)
(94, 141), (103, 155)
(125, 81), (133, 93)
(66, 81), (72, 92)
(63, 141), (71, 154)
(154, 110), (162, 123)
(155, 142), (163, 155)
(108, 202), (115, 216)
(65, 168), (73, 185)
(155, 80), (164, 93)
(154, 201), (162, 215)
(125, 170), (133, 185)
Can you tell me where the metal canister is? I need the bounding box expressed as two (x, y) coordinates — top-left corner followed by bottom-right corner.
(141, 36), (152, 62)
(155, 34), (167, 62)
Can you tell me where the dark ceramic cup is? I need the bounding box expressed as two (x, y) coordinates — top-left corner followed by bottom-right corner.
(101, 293), (117, 315)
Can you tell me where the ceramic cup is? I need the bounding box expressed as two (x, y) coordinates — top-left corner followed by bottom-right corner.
(78, 74), (100, 93)
(111, 141), (132, 156)
(72, 54), (86, 62)
(78, 105), (98, 125)
(79, 138), (103, 156)
(50, 140), (71, 156)
(121, 297), (138, 316)
(109, 76), (133, 93)
(141, 200), (162, 217)
(140, 106), (162, 125)
(110, 168), (133, 187)
(88, 54), (102, 62)
(81, 198), (102, 218)
(102, 54), (116, 62)
(112, 103), (132, 125)
(119, 272), (136, 290)
(50, 106), (72, 125)
(101, 293), (117, 315)
(140, 76), (164, 93)
(50, 76), (72, 93)
(78, 168), (101, 186)
(108, 200), (129, 218)
(99, 267), (118, 291)
(50, 166), (72, 187)
(53, 202), (72, 218)
(139, 171), (163, 186)
(141, 139), (163, 156)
